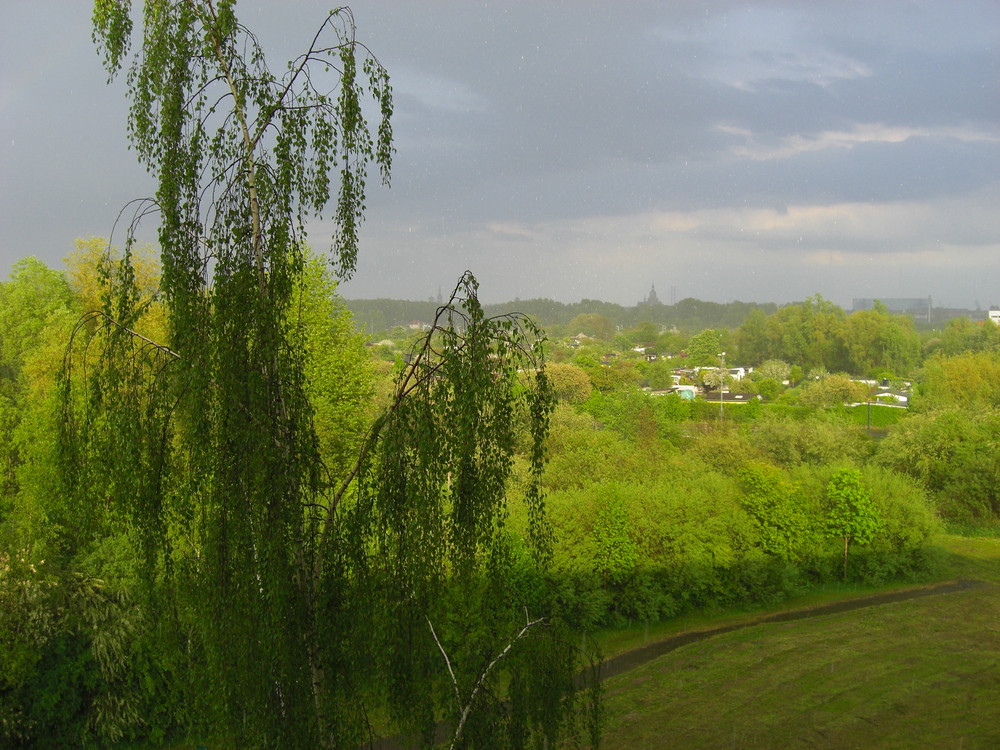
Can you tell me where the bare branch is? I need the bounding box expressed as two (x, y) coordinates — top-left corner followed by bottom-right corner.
(82, 311), (180, 360)
(449, 611), (548, 749)
(426, 617), (461, 705)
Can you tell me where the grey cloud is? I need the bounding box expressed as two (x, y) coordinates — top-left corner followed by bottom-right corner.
(1, 0), (997, 311)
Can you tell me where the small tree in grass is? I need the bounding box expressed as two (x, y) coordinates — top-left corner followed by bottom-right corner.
(825, 468), (882, 579)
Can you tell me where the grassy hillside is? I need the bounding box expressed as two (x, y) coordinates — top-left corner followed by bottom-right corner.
(598, 534), (1000, 749)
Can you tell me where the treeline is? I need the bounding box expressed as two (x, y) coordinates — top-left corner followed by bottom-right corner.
(346, 295), (779, 335)
(348, 294), (985, 345)
(354, 293), (1000, 384)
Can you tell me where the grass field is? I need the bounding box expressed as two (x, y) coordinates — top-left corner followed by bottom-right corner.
(164, 536), (1000, 749)
(597, 534), (1000, 749)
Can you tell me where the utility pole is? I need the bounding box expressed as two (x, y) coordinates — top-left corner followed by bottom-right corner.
(718, 351), (726, 419)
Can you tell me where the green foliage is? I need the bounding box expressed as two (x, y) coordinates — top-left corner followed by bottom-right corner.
(698, 366), (729, 390)
(288, 253), (375, 475)
(876, 408), (1000, 521)
(542, 404), (661, 492)
(0, 549), (145, 747)
(335, 275), (601, 747)
(742, 413), (872, 468)
(928, 315), (1000, 356)
(0, 259), (77, 376)
(680, 422), (764, 473)
(58, 4), (598, 747)
(528, 443), (941, 630)
(0, 259), (80, 507)
(586, 360), (641, 392)
(844, 307), (921, 376)
(62, 260), (593, 746)
(854, 465), (942, 581)
(738, 464), (812, 561)
(94, 2), (392, 284)
(917, 351), (1000, 410)
(799, 373), (870, 407)
(593, 487), (638, 585)
(824, 468), (883, 579)
(580, 389), (686, 446)
(737, 295), (848, 372)
(629, 320), (661, 348)
(732, 295), (925, 376)
(546, 361), (593, 403)
(754, 359), (791, 383)
(542, 471), (802, 624)
(0, 551), (60, 744)
(643, 357), (677, 390)
(751, 377), (783, 400)
(567, 313), (615, 341)
(684, 328), (724, 366)
(734, 307), (769, 365)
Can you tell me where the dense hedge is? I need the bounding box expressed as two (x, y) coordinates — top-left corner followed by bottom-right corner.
(511, 459), (941, 631)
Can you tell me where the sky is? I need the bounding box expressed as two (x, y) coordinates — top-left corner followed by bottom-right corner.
(1, 1), (998, 310)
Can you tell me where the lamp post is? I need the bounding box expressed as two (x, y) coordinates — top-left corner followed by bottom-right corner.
(718, 351), (726, 418)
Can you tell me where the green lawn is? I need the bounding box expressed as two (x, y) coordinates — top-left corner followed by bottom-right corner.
(598, 535), (1000, 749)
(161, 536), (1000, 749)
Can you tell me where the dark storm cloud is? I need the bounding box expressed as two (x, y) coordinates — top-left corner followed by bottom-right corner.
(1, 1), (998, 308)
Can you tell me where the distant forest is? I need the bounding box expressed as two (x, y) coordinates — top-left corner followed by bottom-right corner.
(344, 295), (980, 336)
(345, 297), (777, 335)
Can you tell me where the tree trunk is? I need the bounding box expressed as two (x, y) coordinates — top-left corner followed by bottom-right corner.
(842, 536), (850, 580)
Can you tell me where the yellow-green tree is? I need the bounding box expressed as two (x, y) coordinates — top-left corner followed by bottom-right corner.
(685, 328), (724, 366)
(843, 303), (921, 376)
(546, 361), (593, 403)
(799, 373), (870, 407)
(918, 351), (1000, 410)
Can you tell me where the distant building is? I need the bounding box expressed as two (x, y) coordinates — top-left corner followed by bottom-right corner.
(640, 284), (661, 306)
(702, 391), (759, 403)
(662, 384), (696, 400)
(852, 297), (932, 321)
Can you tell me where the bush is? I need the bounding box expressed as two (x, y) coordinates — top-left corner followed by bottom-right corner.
(876, 408), (1000, 521)
(741, 413), (872, 468)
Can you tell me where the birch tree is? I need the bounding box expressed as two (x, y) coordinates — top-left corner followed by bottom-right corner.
(61, 2), (598, 747)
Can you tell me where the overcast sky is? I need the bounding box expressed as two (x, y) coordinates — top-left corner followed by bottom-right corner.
(2, 1), (998, 309)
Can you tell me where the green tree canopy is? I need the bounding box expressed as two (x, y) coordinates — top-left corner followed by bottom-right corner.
(876, 408), (1000, 520)
(685, 328), (724, 366)
(799, 372), (871, 408)
(754, 359), (791, 383)
(843, 306), (921, 376)
(568, 312), (616, 341)
(918, 351), (1000, 410)
(824, 468), (882, 579)
(59, 3), (598, 747)
(546, 361), (593, 403)
(738, 463), (811, 561)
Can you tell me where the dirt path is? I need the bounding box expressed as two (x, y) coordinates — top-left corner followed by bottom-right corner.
(598, 578), (987, 681)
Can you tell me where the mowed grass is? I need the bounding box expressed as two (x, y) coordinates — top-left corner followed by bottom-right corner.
(598, 535), (1000, 749)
